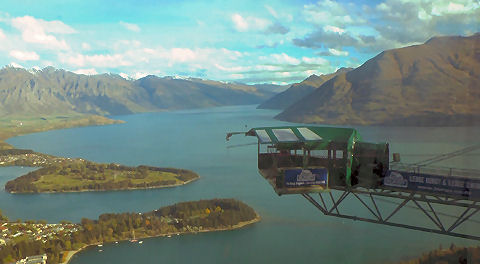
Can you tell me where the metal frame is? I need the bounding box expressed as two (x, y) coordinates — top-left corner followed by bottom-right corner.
(302, 187), (480, 241)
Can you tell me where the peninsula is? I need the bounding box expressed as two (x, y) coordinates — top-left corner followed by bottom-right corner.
(0, 149), (199, 193)
(397, 244), (480, 264)
(0, 114), (199, 193)
(0, 199), (261, 264)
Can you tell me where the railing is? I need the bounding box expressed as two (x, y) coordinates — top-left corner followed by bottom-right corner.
(390, 163), (480, 178)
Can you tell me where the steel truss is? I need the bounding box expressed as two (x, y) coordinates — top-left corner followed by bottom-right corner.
(302, 187), (480, 241)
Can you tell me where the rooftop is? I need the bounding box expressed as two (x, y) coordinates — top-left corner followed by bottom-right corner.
(246, 126), (362, 149)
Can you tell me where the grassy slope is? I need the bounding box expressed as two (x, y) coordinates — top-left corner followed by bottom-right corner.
(32, 167), (183, 192)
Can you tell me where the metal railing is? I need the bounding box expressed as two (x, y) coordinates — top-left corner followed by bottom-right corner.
(390, 162), (480, 178)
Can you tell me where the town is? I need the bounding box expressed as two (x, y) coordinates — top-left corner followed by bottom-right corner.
(1, 222), (80, 247)
(0, 150), (84, 167)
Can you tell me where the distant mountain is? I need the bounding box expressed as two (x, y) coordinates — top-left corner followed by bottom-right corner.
(277, 34), (480, 126)
(135, 75), (274, 110)
(0, 67), (276, 117)
(252, 83), (290, 93)
(258, 67), (352, 110)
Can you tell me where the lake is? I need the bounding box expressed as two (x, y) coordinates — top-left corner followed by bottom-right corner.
(3, 105), (480, 263)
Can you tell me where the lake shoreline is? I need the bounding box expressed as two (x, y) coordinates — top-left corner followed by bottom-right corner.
(7, 176), (200, 194)
(63, 213), (261, 264)
(1, 119), (201, 194)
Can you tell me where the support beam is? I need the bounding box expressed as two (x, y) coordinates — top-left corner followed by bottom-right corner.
(302, 189), (480, 241)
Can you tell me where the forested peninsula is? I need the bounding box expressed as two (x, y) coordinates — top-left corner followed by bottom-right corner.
(398, 244), (480, 264)
(0, 199), (261, 264)
(0, 148), (199, 193)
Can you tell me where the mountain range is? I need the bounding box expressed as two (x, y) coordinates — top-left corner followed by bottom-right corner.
(276, 33), (480, 126)
(1, 33), (478, 126)
(0, 67), (276, 117)
(257, 67), (352, 110)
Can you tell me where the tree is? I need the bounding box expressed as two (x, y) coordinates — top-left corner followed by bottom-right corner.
(64, 240), (72, 251)
(0, 209), (8, 222)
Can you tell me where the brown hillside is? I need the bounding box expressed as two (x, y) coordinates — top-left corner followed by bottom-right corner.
(258, 67), (352, 110)
(277, 34), (480, 126)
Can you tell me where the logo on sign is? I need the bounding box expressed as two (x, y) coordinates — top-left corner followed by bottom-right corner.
(384, 171), (408, 188)
(297, 170), (316, 182)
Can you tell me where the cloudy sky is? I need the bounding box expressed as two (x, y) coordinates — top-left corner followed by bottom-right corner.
(0, 0), (478, 84)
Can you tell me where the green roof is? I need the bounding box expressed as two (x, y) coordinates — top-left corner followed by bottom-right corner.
(246, 126), (362, 150)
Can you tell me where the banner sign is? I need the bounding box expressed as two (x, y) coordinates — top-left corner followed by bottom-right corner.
(284, 168), (328, 187)
(384, 170), (480, 199)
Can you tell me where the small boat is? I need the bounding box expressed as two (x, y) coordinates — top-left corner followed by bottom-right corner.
(98, 249), (103, 252)
(97, 244), (103, 247)
(176, 233), (180, 236)
(115, 241), (118, 244)
(138, 241), (143, 244)
(167, 235), (172, 238)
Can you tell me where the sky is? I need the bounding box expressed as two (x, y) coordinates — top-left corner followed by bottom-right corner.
(0, 0), (478, 84)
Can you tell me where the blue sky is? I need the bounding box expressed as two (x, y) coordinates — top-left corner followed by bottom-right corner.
(0, 0), (478, 84)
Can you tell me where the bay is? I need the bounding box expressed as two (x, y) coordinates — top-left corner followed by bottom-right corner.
(3, 105), (480, 263)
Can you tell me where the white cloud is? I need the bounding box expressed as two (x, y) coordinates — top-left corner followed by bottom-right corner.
(170, 48), (196, 63)
(229, 73), (244, 79)
(119, 21), (141, 32)
(304, 70), (320, 76)
(81, 42), (91, 50)
(231, 13), (271, 32)
(304, 0), (354, 26)
(59, 53), (131, 67)
(277, 72), (291, 77)
(371, 0), (480, 44)
(430, 0), (480, 16)
(323, 25), (345, 34)
(73, 68), (98, 75)
(328, 48), (349, 56)
(302, 56), (329, 64)
(378, 0), (480, 21)
(9, 50), (40, 61)
(11, 16), (74, 50)
(268, 53), (300, 64)
(0, 29), (5, 39)
(265, 5), (279, 18)
(232, 14), (250, 32)
(114, 40), (142, 50)
(214, 63), (250, 72)
(255, 65), (281, 71)
(296, 0), (479, 54)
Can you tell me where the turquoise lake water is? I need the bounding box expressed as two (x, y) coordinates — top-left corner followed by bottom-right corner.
(2, 105), (480, 263)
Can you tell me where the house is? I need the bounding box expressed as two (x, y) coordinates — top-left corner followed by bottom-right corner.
(15, 254), (47, 264)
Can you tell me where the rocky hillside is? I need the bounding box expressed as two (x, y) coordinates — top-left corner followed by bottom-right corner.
(277, 34), (480, 126)
(0, 66), (275, 117)
(258, 67), (351, 110)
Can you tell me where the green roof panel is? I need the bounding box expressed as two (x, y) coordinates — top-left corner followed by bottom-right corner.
(246, 126), (362, 150)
